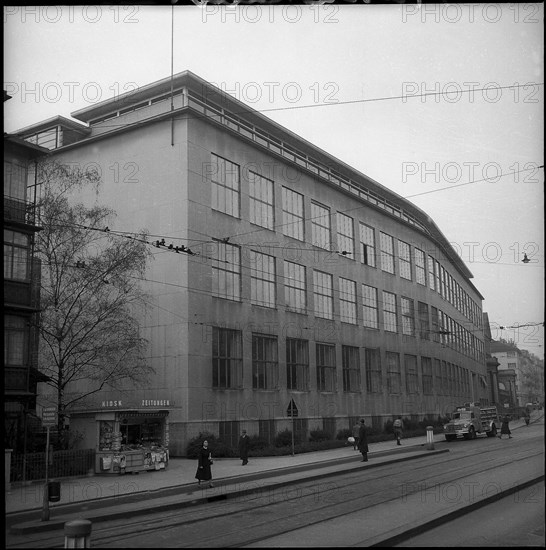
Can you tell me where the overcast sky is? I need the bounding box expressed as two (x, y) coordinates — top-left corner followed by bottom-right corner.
(4, 3), (544, 357)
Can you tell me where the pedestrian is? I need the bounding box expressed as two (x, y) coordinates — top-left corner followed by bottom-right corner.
(524, 410), (530, 426)
(358, 419), (369, 462)
(195, 439), (214, 487)
(239, 429), (250, 465)
(393, 416), (403, 446)
(498, 415), (512, 439)
(352, 421), (360, 451)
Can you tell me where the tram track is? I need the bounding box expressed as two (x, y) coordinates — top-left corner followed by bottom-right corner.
(9, 439), (542, 548)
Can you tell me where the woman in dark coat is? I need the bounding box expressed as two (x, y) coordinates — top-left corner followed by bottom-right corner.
(499, 415), (512, 439)
(195, 440), (214, 487)
(358, 419), (369, 462)
(239, 429), (250, 465)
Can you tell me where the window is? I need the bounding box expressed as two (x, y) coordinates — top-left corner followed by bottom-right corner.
(362, 284), (379, 329)
(316, 343), (336, 392)
(405, 354), (418, 394)
(434, 358), (442, 394)
(382, 291), (398, 333)
(212, 327), (243, 389)
(284, 261), (306, 313)
(401, 297), (415, 337)
(359, 223), (376, 267)
(4, 315), (27, 366)
(311, 202), (331, 250)
(252, 334), (278, 390)
(418, 302), (430, 340)
(422, 357), (433, 394)
(380, 232), (395, 274)
(313, 271), (333, 320)
(386, 352), (401, 394)
(4, 160), (28, 201)
(282, 187), (304, 241)
(286, 338), (309, 390)
(337, 213), (354, 258)
(4, 230), (30, 281)
(431, 306), (439, 343)
(415, 248), (426, 285)
(428, 256), (436, 291)
(435, 260), (441, 295)
(364, 348), (382, 393)
(249, 171), (274, 230)
(250, 251), (276, 308)
(339, 278), (357, 324)
(398, 240), (412, 280)
(211, 153), (240, 217)
(342, 345), (360, 392)
(212, 241), (241, 301)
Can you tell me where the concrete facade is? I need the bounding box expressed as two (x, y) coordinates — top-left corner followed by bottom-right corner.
(20, 71), (488, 455)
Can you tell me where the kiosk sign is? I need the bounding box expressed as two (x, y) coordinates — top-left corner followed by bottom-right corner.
(42, 407), (57, 427)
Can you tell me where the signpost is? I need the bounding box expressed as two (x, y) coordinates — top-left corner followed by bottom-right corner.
(41, 406), (57, 521)
(286, 399), (298, 457)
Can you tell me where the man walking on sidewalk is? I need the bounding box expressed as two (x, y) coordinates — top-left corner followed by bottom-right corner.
(239, 429), (250, 465)
(393, 416), (403, 446)
(358, 419), (369, 462)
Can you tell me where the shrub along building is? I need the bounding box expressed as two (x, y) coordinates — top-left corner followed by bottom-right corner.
(18, 71), (489, 457)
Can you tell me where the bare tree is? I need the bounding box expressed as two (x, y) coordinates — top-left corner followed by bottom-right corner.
(34, 161), (153, 446)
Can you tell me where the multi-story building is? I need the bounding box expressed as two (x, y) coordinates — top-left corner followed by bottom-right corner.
(490, 340), (531, 407)
(4, 93), (49, 453)
(17, 71), (489, 457)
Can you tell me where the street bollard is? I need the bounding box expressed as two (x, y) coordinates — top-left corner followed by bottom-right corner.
(64, 519), (92, 548)
(426, 426), (435, 450)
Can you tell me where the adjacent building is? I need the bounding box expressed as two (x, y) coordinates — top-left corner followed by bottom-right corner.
(17, 71), (489, 456)
(4, 93), (49, 453)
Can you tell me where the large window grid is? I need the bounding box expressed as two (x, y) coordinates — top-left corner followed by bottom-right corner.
(286, 338), (309, 390)
(428, 256), (436, 291)
(398, 240), (412, 280)
(252, 334), (278, 390)
(311, 202), (331, 250)
(382, 291), (398, 333)
(212, 241), (241, 301)
(364, 348), (382, 393)
(284, 261), (306, 313)
(359, 223), (376, 267)
(415, 248), (426, 285)
(362, 284), (379, 329)
(282, 187), (304, 241)
(380, 232), (395, 274)
(434, 358), (442, 394)
(250, 251), (276, 308)
(401, 297), (415, 337)
(211, 153), (240, 218)
(422, 357), (433, 394)
(418, 301), (430, 340)
(339, 278), (357, 324)
(386, 351), (401, 394)
(405, 354), (418, 394)
(249, 171), (274, 230)
(313, 270), (333, 320)
(212, 327), (243, 389)
(316, 343), (336, 392)
(342, 345), (360, 392)
(337, 213), (355, 258)
(4, 160), (28, 201)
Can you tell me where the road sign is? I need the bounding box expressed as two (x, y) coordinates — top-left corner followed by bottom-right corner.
(287, 399), (298, 418)
(42, 407), (58, 427)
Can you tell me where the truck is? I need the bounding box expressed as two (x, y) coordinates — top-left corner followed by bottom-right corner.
(444, 403), (499, 441)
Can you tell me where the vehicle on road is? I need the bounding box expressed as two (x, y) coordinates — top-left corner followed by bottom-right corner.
(444, 403), (499, 441)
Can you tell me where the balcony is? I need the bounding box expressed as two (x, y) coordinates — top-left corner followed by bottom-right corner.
(4, 196), (37, 226)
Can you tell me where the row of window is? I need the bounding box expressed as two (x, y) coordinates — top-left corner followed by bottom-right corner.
(212, 327), (473, 396)
(212, 243), (484, 362)
(209, 153), (482, 329)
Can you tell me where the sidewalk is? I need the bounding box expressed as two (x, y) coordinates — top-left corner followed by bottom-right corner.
(6, 412), (541, 535)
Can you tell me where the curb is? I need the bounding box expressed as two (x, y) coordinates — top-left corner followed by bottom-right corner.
(10, 448), (449, 535)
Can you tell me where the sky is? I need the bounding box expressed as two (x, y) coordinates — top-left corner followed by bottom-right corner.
(4, 3), (544, 357)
